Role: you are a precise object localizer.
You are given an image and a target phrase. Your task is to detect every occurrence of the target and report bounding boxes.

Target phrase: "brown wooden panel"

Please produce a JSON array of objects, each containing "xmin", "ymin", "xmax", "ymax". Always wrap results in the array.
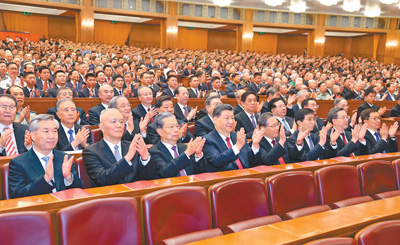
[
  {"xmin": 207, "ymin": 30, "xmax": 236, "ymax": 51},
  {"xmin": 129, "ymin": 23, "xmax": 161, "ymax": 48},
  {"xmin": 324, "ymin": 37, "xmax": 352, "ymax": 58},
  {"xmin": 177, "ymin": 27, "xmax": 208, "ymax": 51},
  {"xmin": 351, "ymin": 35, "xmax": 374, "ymax": 59},
  {"xmin": 48, "ymin": 16, "xmax": 76, "ymax": 41},
  {"xmin": 277, "ymin": 34, "xmax": 307, "ymax": 55},
  {"xmin": 94, "ymin": 20, "xmax": 132, "ymax": 45},
  {"xmin": 252, "ymin": 33, "xmax": 278, "ymax": 54}
]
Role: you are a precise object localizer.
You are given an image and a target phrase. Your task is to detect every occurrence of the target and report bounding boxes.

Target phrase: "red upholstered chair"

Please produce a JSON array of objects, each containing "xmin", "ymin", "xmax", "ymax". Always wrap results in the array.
[
  {"xmin": 188, "ymin": 124, "xmax": 195, "ymax": 134},
  {"xmin": 0, "ymin": 211, "xmax": 54, "ymax": 245},
  {"xmin": 1, "ymin": 163, "xmax": 10, "ymax": 200},
  {"xmin": 315, "ymin": 165, "xmax": 373, "ymax": 209},
  {"xmin": 142, "ymin": 186, "xmax": 217, "ymax": 245},
  {"xmin": 91, "ymin": 128, "xmax": 102, "ymax": 143},
  {"xmin": 75, "ymin": 157, "xmax": 91, "ymax": 189},
  {"xmin": 159, "ymin": 229, "xmax": 223, "ymax": 245},
  {"xmin": 58, "ymin": 197, "xmax": 141, "ymax": 245},
  {"xmin": 392, "ymin": 159, "xmax": 400, "ymax": 189},
  {"xmin": 355, "ymin": 220, "xmax": 400, "ymax": 244},
  {"xmin": 357, "ymin": 160, "xmax": 400, "ymax": 199},
  {"xmin": 305, "ymin": 237, "xmax": 356, "ymax": 245},
  {"xmin": 266, "ymin": 171, "xmax": 331, "ymax": 220},
  {"xmin": 209, "ymin": 178, "xmax": 281, "ymax": 234}
]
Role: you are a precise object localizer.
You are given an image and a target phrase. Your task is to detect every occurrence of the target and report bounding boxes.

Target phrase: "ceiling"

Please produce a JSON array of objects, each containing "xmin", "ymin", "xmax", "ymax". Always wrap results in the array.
[{"xmin": 175, "ymin": 0, "xmax": 400, "ymax": 18}]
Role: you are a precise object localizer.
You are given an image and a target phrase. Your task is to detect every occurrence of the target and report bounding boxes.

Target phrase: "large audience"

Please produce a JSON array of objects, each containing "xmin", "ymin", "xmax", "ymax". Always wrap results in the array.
[{"xmin": 1, "ymin": 36, "xmax": 400, "ymax": 199}]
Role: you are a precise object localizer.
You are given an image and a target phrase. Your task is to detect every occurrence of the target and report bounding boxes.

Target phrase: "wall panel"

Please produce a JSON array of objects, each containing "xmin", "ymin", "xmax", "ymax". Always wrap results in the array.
[
  {"xmin": 48, "ymin": 16, "xmax": 76, "ymax": 41},
  {"xmin": 350, "ymin": 35, "xmax": 374, "ymax": 59},
  {"xmin": 94, "ymin": 20, "xmax": 132, "ymax": 45},
  {"xmin": 207, "ymin": 30, "xmax": 236, "ymax": 51},
  {"xmin": 3, "ymin": 11, "xmax": 48, "ymax": 39},
  {"xmin": 276, "ymin": 34, "xmax": 307, "ymax": 55},
  {"xmin": 324, "ymin": 37, "xmax": 352, "ymax": 58},
  {"xmin": 177, "ymin": 27, "xmax": 207, "ymax": 50},
  {"xmin": 129, "ymin": 23, "xmax": 160, "ymax": 48},
  {"xmin": 252, "ymin": 33, "xmax": 277, "ymax": 54}
]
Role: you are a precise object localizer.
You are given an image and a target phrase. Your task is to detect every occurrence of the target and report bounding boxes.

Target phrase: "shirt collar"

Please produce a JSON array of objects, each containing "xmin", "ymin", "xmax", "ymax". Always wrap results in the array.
[
  {"xmin": 0, "ymin": 123, "xmax": 13, "ymax": 132},
  {"xmin": 103, "ymin": 138, "xmax": 121, "ymax": 152}
]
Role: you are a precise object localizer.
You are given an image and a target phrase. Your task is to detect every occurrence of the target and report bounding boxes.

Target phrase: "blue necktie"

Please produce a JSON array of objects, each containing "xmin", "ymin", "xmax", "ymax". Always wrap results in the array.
[
  {"xmin": 307, "ymin": 135, "xmax": 314, "ymax": 150},
  {"xmin": 374, "ymin": 132, "xmax": 387, "ymax": 153},
  {"xmin": 114, "ymin": 145, "xmax": 122, "ymax": 161},
  {"xmin": 250, "ymin": 115, "xmax": 257, "ymax": 129},
  {"xmin": 42, "ymin": 156, "xmax": 56, "ymax": 188},
  {"xmin": 195, "ymin": 89, "xmax": 198, "ymax": 96},
  {"xmin": 68, "ymin": 129, "xmax": 74, "ymax": 143},
  {"xmin": 282, "ymin": 118, "xmax": 290, "ymax": 131}
]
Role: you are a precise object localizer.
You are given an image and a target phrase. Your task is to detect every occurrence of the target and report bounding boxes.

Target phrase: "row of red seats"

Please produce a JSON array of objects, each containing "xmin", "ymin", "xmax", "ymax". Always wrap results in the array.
[{"xmin": 306, "ymin": 220, "xmax": 400, "ymax": 244}]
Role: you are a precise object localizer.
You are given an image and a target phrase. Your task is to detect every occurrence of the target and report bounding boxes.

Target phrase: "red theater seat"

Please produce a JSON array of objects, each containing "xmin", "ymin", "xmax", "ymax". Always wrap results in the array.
[
  {"xmin": 357, "ymin": 160, "xmax": 400, "ymax": 199},
  {"xmin": 0, "ymin": 211, "xmax": 54, "ymax": 245},
  {"xmin": 159, "ymin": 228, "xmax": 223, "ymax": 245},
  {"xmin": 58, "ymin": 197, "xmax": 141, "ymax": 245},
  {"xmin": 91, "ymin": 128, "xmax": 102, "ymax": 143},
  {"xmin": 188, "ymin": 124, "xmax": 195, "ymax": 134},
  {"xmin": 1, "ymin": 163, "xmax": 10, "ymax": 200},
  {"xmin": 392, "ymin": 159, "xmax": 400, "ymax": 189},
  {"xmin": 355, "ymin": 220, "xmax": 400, "ymax": 244},
  {"xmin": 266, "ymin": 171, "xmax": 331, "ymax": 220},
  {"xmin": 142, "ymin": 186, "xmax": 216, "ymax": 245},
  {"xmin": 209, "ymin": 178, "xmax": 281, "ymax": 234},
  {"xmin": 305, "ymin": 237, "xmax": 356, "ymax": 245},
  {"xmin": 76, "ymin": 157, "xmax": 91, "ymax": 189},
  {"xmin": 315, "ymin": 165, "xmax": 373, "ymax": 209}
]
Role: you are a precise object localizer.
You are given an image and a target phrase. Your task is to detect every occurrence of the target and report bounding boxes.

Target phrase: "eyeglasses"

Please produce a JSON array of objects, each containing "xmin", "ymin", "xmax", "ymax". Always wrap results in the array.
[
  {"xmin": 265, "ymin": 124, "xmax": 280, "ymax": 128},
  {"xmin": 370, "ymin": 117, "xmax": 381, "ymax": 121},
  {"xmin": 119, "ymin": 104, "xmax": 132, "ymax": 109},
  {"xmin": 337, "ymin": 116, "xmax": 350, "ymax": 120},
  {"xmin": 310, "ymin": 104, "xmax": 319, "ymax": 108},
  {"xmin": 0, "ymin": 105, "xmax": 16, "ymax": 111}
]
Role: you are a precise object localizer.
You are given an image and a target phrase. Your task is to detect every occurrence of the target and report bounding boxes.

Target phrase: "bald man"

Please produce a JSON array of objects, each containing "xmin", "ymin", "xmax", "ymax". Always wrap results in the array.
[
  {"xmin": 88, "ymin": 84, "xmax": 114, "ymax": 125},
  {"xmin": 82, "ymin": 108, "xmax": 155, "ymax": 187}
]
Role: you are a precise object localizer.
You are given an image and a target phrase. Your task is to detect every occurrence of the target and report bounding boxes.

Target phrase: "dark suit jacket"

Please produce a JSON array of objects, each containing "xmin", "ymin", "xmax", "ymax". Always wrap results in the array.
[
  {"xmin": 385, "ymin": 92, "xmax": 396, "ymax": 101},
  {"xmin": 278, "ymin": 116, "xmax": 294, "ymax": 136},
  {"xmin": 46, "ymin": 87, "xmax": 59, "ymax": 97},
  {"xmin": 233, "ymin": 104, "xmax": 244, "ymax": 115},
  {"xmin": 174, "ymin": 104, "xmax": 192, "ymax": 121},
  {"xmin": 78, "ymin": 87, "xmax": 99, "ymax": 98},
  {"xmin": 56, "ymin": 124, "xmax": 93, "ymax": 151},
  {"xmin": 364, "ymin": 130, "xmax": 398, "ymax": 154},
  {"xmin": 203, "ymin": 130, "xmax": 260, "ymax": 172},
  {"xmin": 225, "ymin": 83, "xmax": 245, "ymax": 98},
  {"xmin": 261, "ymin": 101, "xmax": 270, "ymax": 114},
  {"xmin": 35, "ymin": 78, "xmax": 55, "ymax": 91},
  {"xmin": 234, "ymin": 112, "xmax": 258, "ymax": 139},
  {"xmin": 23, "ymin": 86, "xmax": 44, "ymax": 98},
  {"xmin": 82, "ymin": 139, "xmax": 156, "ymax": 187},
  {"xmin": 0, "ymin": 122, "xmax": 29, "ymax": 156},
  {"xmin": 47, "ymin": 106, "xmax": 90, "ymax": 126},
  {"xmin": 326, "ymin": 128, "xmax": 367, "ymax": 157},
  {"xmin": 287, "ymin": 130, "xmax": 336, "ymax": 162},
  {"xmin": 9, "ymin": 149, "xmax": 82, "ymax": 198},
  {"xmin": 148, "ymin": 142, "xmax": 207, "ymax": 178},
  {"xmin": 149, "ymin": 84, "xmax": 160, "ymax": 98},
  {"xmin": 357, "ymin": 102, "xmax": 379, "ymax": 119},
  {"xmin": 312, "ymin": 117, "xmax": 325, "ymax": 133},
  {"xmin": 247, "ymin": 83, "xmax": 263, "ymax": 94},
  {"xmin": 194, "ymin": 115, "xmax": 215, "ymax": 137},
  {"xmin": 292, "ymin": 103, "xmax": 301, "ymax": 115},
  {"xmin": 197, "ymin": 108, "xmax": 208, "ymax": 120},
  {"xmin": 181, "ymin": 69, "xmax": 196, "ymax": 78},
  {"xmin": 253, "ymin": 137, "xmax": 289, "ymax": 166},
  {"xmin": 131, "ymin": 104, "xmax": 152, "ymax": 122},
  {"xmin": 188, "ymin": 88, "xmax": 202, "ymax": 98},
  {"xmin": 147, "ymin": 120, "xmax": 193, "ymax": 145},
  {"xmin": 390, "ymin": 104, "xmax": 400, "ymax": 117},
  {"xmin": 88, "ymin": 104, "xmax": 106, "ymax": 125},
  {"xmin": 162, "ymin": 88, "xmax": 175, "ymax": 97}
]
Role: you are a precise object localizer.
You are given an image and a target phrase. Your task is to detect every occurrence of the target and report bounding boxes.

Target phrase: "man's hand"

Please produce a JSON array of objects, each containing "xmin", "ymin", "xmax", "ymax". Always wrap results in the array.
[
  {"xmin": 24, "ymin": 130, "xmax": 32, "ymax": 148},
  {"xmin": 139, "ymin": 114, "xmax": 149, "ymax": 134},
  {"xmin": 278, "ymin": 124, "xmax": 286, "ymax": 146},
  {"xmin": 178, "ymin": 123, "xmax": 188, "ymax": 139},
  {"xmin": 296, "ymin": 129, "xmax": 310, "ymax": 145},
  {"xmin": 44, "ymin": 154, "xmax": 54, "ymax": 183},
  {"xmin": 378, "ymin": 107, "xmax": 387, "ymax": 116},
  {"xmin": 235, "ymin": 128, "xmax": 246, "ymax": 151},
  {"xmin": 187, "ymin": 106, "xmax": 197, "ymax": 121},
  {"xmin": 72, "ymin": 127, "xmax": 90, "ymax": 148},
  {"xmin": 148, "ymin": 108, "xmax": 158, "ymax": 121},
  {"xmin": 156, "ymin": 91, "xmax": 163, "ymax": 98},
  {"xmin": 351, "ymin": 125, "xmax": 360, "ymax": 143},
  {"xmin": 127, "ymin": 114, "xmax": 135, "ymax": 134},
  {"xmin": 330, "ymin": 128, "xmax": 341, "ymax": 145},
  {"xmin": 123, "ymin": 89, "xmax": 131, "ymax": 97},
  {"xmin": 125, "ymin": 134, "xmax": 139, "ymax": 162},
  {"xmin": 195, "ymin": 138, "xmax": 206, "ymax": 158},
  {"xmin": 24, "ymin": 105, "xmax": 31, "ymax": 123},
  {"xmin": 75, "ymin": 111, "xmax": 80, "ymax": 123},
  {"xmin": 380, "ymin": 123, "xmax": 389, "ymax": 140},
  {"xmin": 389, "ymin": 121, "xmax": 398, "ymax": 138},
  {"xmin": 350, "ymin": 112, "xmax": 357, "ymax": 127},
  {"xmin": 256, "ymin": 101, "xmax": 264, "ymax": 114},
  {"xmin": 0, "ymin": 128, "xmax": 13, "ymax": 148},
  {"xmin": 251, "ymin": 127, "xmax": 264, "ymax": 149},
  {"xmin": 135, "ymin": 135, "xmax": 149, "ymax": 160},
  {"xmin": 16, "ymin": 107, "xmax": 28, "ymax": 123},
  {"xmin": 62, "ymin": 155, "xmax": 74, "ymax": 183},
  {"xmin": 185, "ymin": 137, "xmax": 202, "ymax": 156},
  {"xmin": 287, "ymin": 94, "xmax": 296, "ymax": 106},
  {"xmin": 359, "ymin": 124, "xmax": 368, "ymax": 142},
  {"xmin": 319, "ymin": 126, "xmax": 328, "ymax": 146}
]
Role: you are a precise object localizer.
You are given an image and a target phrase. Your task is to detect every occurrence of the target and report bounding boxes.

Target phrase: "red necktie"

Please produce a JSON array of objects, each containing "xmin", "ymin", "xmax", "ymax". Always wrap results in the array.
[
  {"xmin": 4, "ymin": 127, "xmax": 17, "ymax": 156},
  {"xmin": 225, "ymin": 137, "xmax": 244, "ymax": 169},
  {"xmin": 341, "ymin": 133, "xmax": 355, "ymax": 157},
  {"xmin": 43, "ymin": 81, "xmax": 49, "ymax": 92},
  {"xmin": 272, "ymin": 139, "xmax": 286, "ymax": 165},
  {"xmin": 148, "ymin": 108, "xmax": 153, "ymax": 123}
]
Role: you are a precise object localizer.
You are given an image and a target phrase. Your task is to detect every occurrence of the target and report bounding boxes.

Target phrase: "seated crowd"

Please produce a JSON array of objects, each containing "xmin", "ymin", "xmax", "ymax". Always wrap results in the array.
[{"xmin": 0, "ymin": 37, "xmax": 399, "ymax": 199}]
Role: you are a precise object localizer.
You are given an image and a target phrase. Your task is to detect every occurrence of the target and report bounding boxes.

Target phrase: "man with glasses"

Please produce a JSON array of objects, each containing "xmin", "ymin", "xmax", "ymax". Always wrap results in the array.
[
  {"xmin": 333, "ymin": 97, "xmax": 357, "ymax": 131},
  {"xmin": 287, "ymin": 108, "xmax": 337, "ymax": 162},
  {"xmin": 0, "ymin": 62, "xmax": 22, "ymax": 89},
  {"xmin": 269, "ymin": 97, "xmax": 295, "ymax": 136},
  {"xmin": 302, "ymin": 98, "xmax": 324, "ymax": 133},
  {"xmin": 132, "ymin": 86, "xmax": 157, "ymax": 122},
  {"xmin": 0, "ymin": 94, "xmax": 32, "ymax": 156},
  {"xmin": 360, "ymin": 108, "xmax": 398, "ymax": 154},
  {"xmin": 327, "ymin": 107, "xmax": 368, "ymax": 157}
]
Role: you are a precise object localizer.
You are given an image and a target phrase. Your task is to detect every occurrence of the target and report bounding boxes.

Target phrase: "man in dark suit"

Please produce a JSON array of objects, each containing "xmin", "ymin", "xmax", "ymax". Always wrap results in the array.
[
  {"xmin": 384, "ymin": 82, "xmax": 396, "ymax": 101},
  {"xmin": 68, "ymin": 69, "xmax": 84, "ymax": 96},
  {"xmin": 327, "ymin": 107, "xmax": 368, "ymax": 157},
  {"xmin": 247, "ymin": 73, "xmax": 266, "ymax": 95},
  {"xmin": 235, "ymin": 91, "xmax": 259, "ymax": 139},
  {"xmin": 149, "ymin": 112, "xmax": 207, "ymax": 178},
  {"xmin": 292, "ymin": 90, "xmax": 309, "ymax": 115},
  {"xmin": 360, "ymin": 108, "xmax": 398, "ymax": 154},
  {"xmin": 131, "ymin": 86, "xmax": 157, "ymax": 122},
  {"xmin": 261, "ymin": 87, "xmax": 280, "ymax": 114},
  {"xmin": 357, "ymin": 86, "xmax": 386, "ymax": 119},
  {"xmin": 174, "ymin": 86, "xmax": 197, "ymax": 122},
  {"xmin": 203, "ymin": 104, "xmax": 261, "ymax": 172},
  {"xmin": 22, "ymin": 72, "xmax": 44, "ymax": 98},
  {"xmin": 55, "ymin": 99, "xmax": 92, "ymax": 151},
  {"xmin": 188, "ymin": 75, "xmax": 203, "ymax": 98},
  {"xmin": 147, "ymin": 96, "xmax": 193, "ymax": 144},
  {"xmin": 78, "ymin": 73, "xmax": 99, "ymax": 98},
  {"xmin": 82, "ymin": 108, "xmax": 155, "ymax": 187},
  {"xmin": 251, "ymin": 112, "xmax": 290, "ymax": 165},
  {"xmin": 181, "ymin": 62, "xmax": 196, "ymax": 78},
  {"xmin": 9, "ymin": 114, "xmax": 83, "ymax": 198},
  {"xmin": 390, "ymin": 94, "xmax": 400, "ymax": 117},
  {"xmin": 269, "ymin": 97, "xmax": 295, "ymax": 136},
  {"xmin": 47, "ymin": 70, "xmax": 72, "ymax": 98},
  {"xmin": 88, "ymin": 84, "xmax": 114, "ymax": 125},
  {"xmin": 35, "ymin": 66, "xmax": 55, "ymax": 92},
  {"xmin": 194, "ymin": 95, "xmax": 221, "ymax": 137},
  {"xmin": 140, "ymin": 71, "xmax": 160, "ymax": 98},
  {"xmin": 302, "ymin": 98, "xmax": 324, "ymax": 133},
  {"xmin": 233, "ymin": 89, "xmax": 246, "ymax": 115},
  {"xmin": 161, "ymin": 75, "xmax": 179, "ymax": 98},
  {"xmin": 287, "ymin": 108, "xmax": 337, "ymax": 162},
  {"xmin": 210, "ymin": 76, "xmax": 227, "ymax": 97},
  {"xmin": 0, "ymin": 94, "xmax": 31, "ymax": 156},
  {"xmin": 225, "ymin": 73, "xmax": 245, "ymax": 98}
]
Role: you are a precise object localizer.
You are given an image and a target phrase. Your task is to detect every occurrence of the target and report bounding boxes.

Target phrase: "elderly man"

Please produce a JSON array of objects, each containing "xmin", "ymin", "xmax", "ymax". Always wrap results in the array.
[
  {"xmin": 202, "ymin": 104, "xmax": 261, "ymax": 172},
  {"xmin": 194, "ymin": 95, "xmax": 222, "ymax": 137},
  {"xmin": 88, "ymin": 84, "xmax": 114, "ymax": 125},
  {"xmin": 55, "ymin": 99, "xmax": 92, "ymax": 151},
  {"xmin": 9, "ymin": 114, "xmax": 83, "ymax": 198},
  {"xmin": 174, "ymin": 86, "xmax": 197, "ymax": 122},
  {"xmin": 131, "ymin": 86, "xmax": 157, "ymax": 122},
  {"xmin": 269, "ymin": 97, "xmax": 295, "ymax": 136},
  {"xmin": 149, "ymin": 112, "xmax": 207, "ymax": 178},
  {"xmin": 83, "ymin": 109, "xmax": 155, "ymax": 187}
]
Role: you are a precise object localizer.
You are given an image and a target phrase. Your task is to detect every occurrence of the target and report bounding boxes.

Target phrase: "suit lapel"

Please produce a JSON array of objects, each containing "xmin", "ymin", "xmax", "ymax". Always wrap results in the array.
[
  {"xmin": 28, "ymin": 149, "xmax": 46, "ymax": 176},
  {"xmin": 52, "ymin": 150, "xmax": 64, "ymax": 192},
  {"xmin": 13, "ymin": 123, "xmax": 25, "ymax": 154},
  {"xmin": 99, "ymin": 140, "xmax": 118, "ymax": 164},
  {"xmin": 58, "ymin": 126, "xmax": 70, "ymax": 149},
  {"xmin": 157, "ymin": 142, "xmax": 174, "ymax": 160}
]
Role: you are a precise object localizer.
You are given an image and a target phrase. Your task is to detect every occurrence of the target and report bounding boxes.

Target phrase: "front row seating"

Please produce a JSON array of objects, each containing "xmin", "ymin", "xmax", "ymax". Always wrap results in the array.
[{"xmin": 1, "ymin": 163, "xmax": 10, "ymax": 200}]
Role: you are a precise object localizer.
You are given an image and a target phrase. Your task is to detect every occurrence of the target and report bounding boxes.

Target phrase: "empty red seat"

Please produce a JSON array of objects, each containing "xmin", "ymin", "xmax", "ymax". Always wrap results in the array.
[
  {"xmin": 159, "ymin": 229, "xmax": 223, "ymax": 245},
  {"xmin": 0, "ymin": 211, "xmax": 54, "ymax": 245},
  {"xmin": 209, "ymin": 178, "xmax": 281, "ymax": 234},
  {"xmin": 1, "ymin": 163, "xmax": 10, "ymax": 200},
  {"xmin": 58, "ymin": 197, "xmax": 141, "ymax": 245},
  {"xmin": 315, "ymin": 165, "xmax": 373, "ymax": 209},
  {"xmin": 75, "ymin": 157, "xmax": 91, "ymax": 188},
  {"xmin": 355, "ymin": 220, "xmax": 400, "ymax": 244},
  {"xmin": 142, "ymin": 186, "xmax": 218, "ymax": 245},
  {"xmin": 188, "ymin": 124, "xmax": 195, "ymax": 134},
  {"xmin": 392, "ymin": 159, "xmax": 400, "ymax": 189},
  {"xmin": 91, "ymin": 128, "xmax": 102, "ymax": 143},
  {"xmin": 305, "ymin": 237, "xmax": 356, "ymax": 245},
  {"xmin": 357, "ymin": 160, "xmax": 400, "ymax": 199},
  {"xmin": 266, "ymin": 171, "xmax": 331, "ymax": 220}
]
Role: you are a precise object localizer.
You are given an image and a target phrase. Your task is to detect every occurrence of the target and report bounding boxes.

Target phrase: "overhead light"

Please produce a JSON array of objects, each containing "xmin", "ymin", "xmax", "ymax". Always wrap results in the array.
[
  {"xmin": 290, "ymin": 0, "xmax": 306, "ymax": 13},
  {"xmin": 178, "ymin": 21, "xmax": 226, "ymax": 29},
  {"xmin": 167, "ymin": 26, "xmax": 178, "ymax": 34},
  {"xmin": 213, "ymin": 0, "xmax": 231, "ymax": 7},
  {"xmin": 0, "ymin": 2, "xmax": 66, "ymax": 15},
  {"xmin": 379, "ymin": 0, "xmax": 398, "ymax": 4},
  {"xmin": 343, "ymin": 0, "xmax": 360, "ymax": 12},
  {"xmin": 320, "ymin": 0, "xmax": 338, "ymax": 6},
  {"xmin": 265, "ymin": 0, "xmax": 283, "ymax": 7},
  {"xmin": 364, "ymin": 6, "xmax": 380, "ymax": 17},
  {"xmin": 315, "ymin": 38, "xmax": 326, "ymax": 43},
  {"xmin": 386, "ymin": 40, "xmax": 398, "ymax": 47},
  {"xmin": 242, "ymin": 32, "xmax": 254, "ymax": 39},
  {"xmin": 93, "ymin": 13, "xmax": 151, "ymax": 23}
]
